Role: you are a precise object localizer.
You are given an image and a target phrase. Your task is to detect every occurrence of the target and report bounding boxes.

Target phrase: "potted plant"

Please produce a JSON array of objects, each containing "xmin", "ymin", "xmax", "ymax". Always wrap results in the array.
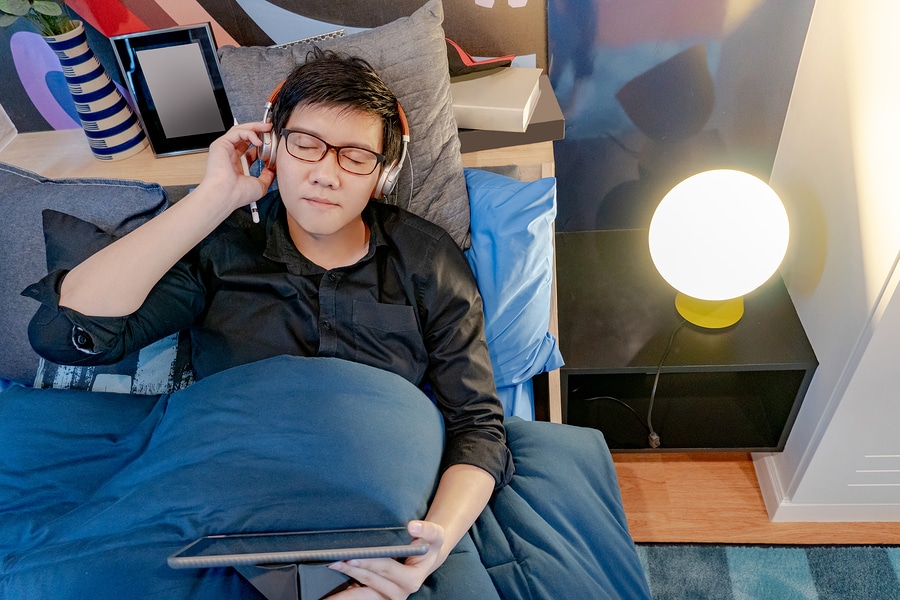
[{"xmin": 0, "ymin": 0, "xmax": 76, "ymax": 36}]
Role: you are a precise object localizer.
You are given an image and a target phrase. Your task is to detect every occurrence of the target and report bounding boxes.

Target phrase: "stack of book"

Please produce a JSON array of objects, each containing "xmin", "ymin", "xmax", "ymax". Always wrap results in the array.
[{"xmin": 450, "ymin": 67, "xmax": 565, "ymax": 153}]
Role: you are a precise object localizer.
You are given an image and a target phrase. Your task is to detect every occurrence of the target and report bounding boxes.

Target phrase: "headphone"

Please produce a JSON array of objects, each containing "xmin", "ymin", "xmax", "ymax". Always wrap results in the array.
[{"xmin": 258, "ymin": 80, "xmax": 410, "ymax": 199}]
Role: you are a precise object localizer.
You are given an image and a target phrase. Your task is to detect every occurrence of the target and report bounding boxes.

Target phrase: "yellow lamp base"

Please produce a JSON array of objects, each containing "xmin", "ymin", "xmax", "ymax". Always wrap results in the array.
[{"xmin": 675, "ymin": 293, "xmax": 744, "ymax": 329}]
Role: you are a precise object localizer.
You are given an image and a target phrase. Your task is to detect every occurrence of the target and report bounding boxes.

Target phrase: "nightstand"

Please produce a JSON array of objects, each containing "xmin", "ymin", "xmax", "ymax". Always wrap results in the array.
[{"xmin": 556, "ymin": 229, "xmax": 817, "ymax": 451}]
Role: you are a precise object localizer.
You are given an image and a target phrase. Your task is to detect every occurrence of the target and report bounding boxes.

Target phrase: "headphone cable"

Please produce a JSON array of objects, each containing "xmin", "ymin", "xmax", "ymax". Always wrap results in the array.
[{"xmin": 405, "ymin": 145, "xmax": 414, "ymax": 206}]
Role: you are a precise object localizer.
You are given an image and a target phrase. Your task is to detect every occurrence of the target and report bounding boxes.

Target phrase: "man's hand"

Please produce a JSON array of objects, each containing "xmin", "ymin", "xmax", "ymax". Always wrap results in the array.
[
  {"xmin": 199, "ymin": 121, "xmax": 276, "ymax": 212},
  {"xmin": 57, "ymin": 121, "xmax": 277, "ymax": 317},
  {"xmin": 325, "ymin": 521, "xmax": 445, "ymax": 599}
]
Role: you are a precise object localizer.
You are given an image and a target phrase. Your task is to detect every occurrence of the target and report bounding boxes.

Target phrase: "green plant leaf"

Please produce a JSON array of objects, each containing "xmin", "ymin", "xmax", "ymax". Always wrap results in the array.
[
  {"xmin": 0, "ymin": 0, "xmax": 31, "ymax": 18},
  {"xmin": 0, "ymin": 13, "xmax": 19, "ymax": 26},
  {"xmin": 33, "ymin": 1, "xmax": 64, "ymax": 17}
]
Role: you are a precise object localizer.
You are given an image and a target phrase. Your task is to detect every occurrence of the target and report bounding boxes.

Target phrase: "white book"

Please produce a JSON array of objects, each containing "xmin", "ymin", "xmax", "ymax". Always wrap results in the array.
[{"xmin": 450, "ymin": 67, "xmax": 543, "ymax": 133}]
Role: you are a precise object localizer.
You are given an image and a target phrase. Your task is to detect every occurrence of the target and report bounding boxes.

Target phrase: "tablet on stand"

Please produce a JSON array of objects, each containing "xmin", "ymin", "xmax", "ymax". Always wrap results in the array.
[{"xmin": 168, "ymin": 526, "xmax": 427, "ymax": 600}]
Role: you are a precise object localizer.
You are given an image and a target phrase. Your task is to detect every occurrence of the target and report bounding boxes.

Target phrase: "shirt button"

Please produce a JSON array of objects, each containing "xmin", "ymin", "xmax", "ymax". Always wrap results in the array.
[
  {"xmin": 328, "ymin": 273, "xmax": 337, "ymax": 282},
  {"xmin": 323, "ymin": 321, "xmax": 332, "ymax": 330}
]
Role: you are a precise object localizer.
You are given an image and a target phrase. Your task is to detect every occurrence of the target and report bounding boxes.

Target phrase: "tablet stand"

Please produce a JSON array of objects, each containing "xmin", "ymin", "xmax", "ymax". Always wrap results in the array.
[{"xmin": 235, "ymin": 562, "xmax": 351, "ymax": 600}]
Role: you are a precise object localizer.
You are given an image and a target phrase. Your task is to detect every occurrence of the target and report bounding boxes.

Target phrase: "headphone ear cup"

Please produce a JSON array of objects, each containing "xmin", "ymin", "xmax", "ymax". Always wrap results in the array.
[
  {"xmin": 373, "ymin": 161, "xmax": 400, "ymax": 199},
  {"xmin": 373, "ymin": 116, "xmax": 409, "ymax": 198},
  {"xmin": 259, "ymin": 131, "xmax": 278, "ymax": 171}
]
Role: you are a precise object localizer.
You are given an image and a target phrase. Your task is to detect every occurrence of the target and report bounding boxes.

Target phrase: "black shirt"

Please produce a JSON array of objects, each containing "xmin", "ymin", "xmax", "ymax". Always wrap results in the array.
[{"xmin": 25, "ymin": 193, "xmax": 513, "ymax": 487}]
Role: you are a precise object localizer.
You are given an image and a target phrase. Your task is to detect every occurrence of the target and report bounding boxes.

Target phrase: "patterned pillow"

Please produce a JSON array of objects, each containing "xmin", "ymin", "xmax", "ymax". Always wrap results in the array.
[
  {"xmin": 216, "ymin": 0, "xmax": 471, "ymax": 248},
  {"xmin": 33, "ymin": 332, "xmax": 193, "ymax": 395}
]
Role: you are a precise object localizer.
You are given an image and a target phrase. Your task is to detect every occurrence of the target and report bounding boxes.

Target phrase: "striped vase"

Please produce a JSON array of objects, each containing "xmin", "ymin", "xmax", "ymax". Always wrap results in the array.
[{"xmin": 42, "ymin": 21, "xmax": 148, "ymax": 161}]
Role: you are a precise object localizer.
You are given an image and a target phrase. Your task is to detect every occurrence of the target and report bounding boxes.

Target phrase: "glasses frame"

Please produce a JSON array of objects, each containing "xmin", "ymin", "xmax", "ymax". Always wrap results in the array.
[{"xmin": 280, "ymin": 129, "xmax": 385, "ymax": 176}]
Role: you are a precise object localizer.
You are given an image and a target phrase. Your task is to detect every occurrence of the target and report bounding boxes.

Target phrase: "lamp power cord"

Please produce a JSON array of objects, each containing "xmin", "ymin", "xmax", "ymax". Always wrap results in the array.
[
  {"xmin": 646, "ymin": 319, "xmax": 687, "ymax": 448},
  {"xmin": 581, "ymin": 319, "xmax": 687, "ymax": 449}
]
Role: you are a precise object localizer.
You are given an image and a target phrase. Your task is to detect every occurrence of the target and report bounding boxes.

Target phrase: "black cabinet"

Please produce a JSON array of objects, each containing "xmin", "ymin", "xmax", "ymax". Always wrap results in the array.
[{"xmin": 556, "ymin": 229, "xmax": 817, "ymax": 452}]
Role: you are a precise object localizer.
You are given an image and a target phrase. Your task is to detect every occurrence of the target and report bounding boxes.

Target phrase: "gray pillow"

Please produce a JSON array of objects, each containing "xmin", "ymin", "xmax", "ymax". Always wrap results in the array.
[
  {"xmin": 0, "ymin": 162, "xmax": 168, "ymax": 385},
  {"xmin": 217, "ymin": 0, "xmax": 470, "ymax": 248}
]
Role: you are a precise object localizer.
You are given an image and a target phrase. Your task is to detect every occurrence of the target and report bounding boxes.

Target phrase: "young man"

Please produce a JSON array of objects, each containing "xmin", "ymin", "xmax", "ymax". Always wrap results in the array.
[{"xmin": 26, "ymin": 49, "xmax": 512, "ymax": 599}]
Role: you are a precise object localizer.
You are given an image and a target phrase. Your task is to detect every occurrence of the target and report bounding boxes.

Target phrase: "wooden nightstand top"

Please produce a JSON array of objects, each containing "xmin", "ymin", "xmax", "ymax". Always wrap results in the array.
[{"xmin": 0, "ymin": 128, "xmax": 554, "ymax": 185}]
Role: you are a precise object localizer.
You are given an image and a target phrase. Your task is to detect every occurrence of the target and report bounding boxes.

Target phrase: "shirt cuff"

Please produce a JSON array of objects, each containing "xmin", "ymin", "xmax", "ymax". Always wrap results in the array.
[
  {"xmin": 23, "ymin": 269, "xmax": 131, "ymax": 363},
  {"xmin": 443, "ymin": 431, "xmax": 515, "ymax": 489},
  {"xmin": 21, "ymin": 269, "xmax": 67, "ymax": 307}
]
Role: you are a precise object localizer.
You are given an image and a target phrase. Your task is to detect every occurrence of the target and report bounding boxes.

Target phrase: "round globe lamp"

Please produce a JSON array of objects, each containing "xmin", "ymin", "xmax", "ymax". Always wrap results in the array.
[{"xmin": 648, "ymin": 169, "xmax": 789, "ymax": 329}]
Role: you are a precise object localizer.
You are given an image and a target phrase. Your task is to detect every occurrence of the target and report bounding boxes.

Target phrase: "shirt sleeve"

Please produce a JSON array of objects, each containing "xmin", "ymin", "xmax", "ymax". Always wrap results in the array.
[
  {"xmin": 23, "ymin": 257, "xmax": 206, "ymax": 367},
  {"xmin": 419, "ymin": 232, "xmax": 514, "ymax": 489}
]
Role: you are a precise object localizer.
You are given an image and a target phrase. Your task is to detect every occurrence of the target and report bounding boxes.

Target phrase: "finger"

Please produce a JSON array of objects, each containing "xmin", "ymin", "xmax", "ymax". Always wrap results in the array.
[
  {"xmin": 255, "ymin": 166, "xmax": 276, "ymax": 191},
  {"xmin": 243, "ymin": 143, "xmax": 261, "ymax": 164},
  {"xmin": 407, "ymin": 520, "xmax": 442, "ymax": 545},
  {"xmin": 230, "ymin": 120, "xmax": 272, "ymax": 145},
  {"xmin": 207, "ymin": 136, "xmax": 251, "ymax": 164},
  {"xmin": 234, "ymin": 119, "xmax": 272, "ymax": 132},
  {"xmin": 217, "ymin": 124, "xmax": 267, "ymax": 153},
  {"xmin": 329, "ymin": 559, "xmax": 408, "ymax": 600}
]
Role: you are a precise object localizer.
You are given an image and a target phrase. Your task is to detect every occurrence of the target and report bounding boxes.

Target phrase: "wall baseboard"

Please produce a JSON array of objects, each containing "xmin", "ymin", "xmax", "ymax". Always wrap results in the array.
[{"xmin": 754, "ymin": 452, "xmax": 900, "ymax": 522}]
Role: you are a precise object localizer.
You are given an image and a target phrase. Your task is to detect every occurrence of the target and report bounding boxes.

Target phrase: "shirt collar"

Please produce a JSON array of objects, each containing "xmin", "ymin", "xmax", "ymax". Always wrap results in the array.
[{"xmin": 263, "ymin": 199, "xmax": 387, "ymax": 275}]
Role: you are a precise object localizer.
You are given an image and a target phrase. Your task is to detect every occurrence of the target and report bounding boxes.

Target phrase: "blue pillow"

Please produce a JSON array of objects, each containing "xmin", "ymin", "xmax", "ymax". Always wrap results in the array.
[{"xmin": 464, "ymin": 169, "xmax": 565, "ymax": 419}]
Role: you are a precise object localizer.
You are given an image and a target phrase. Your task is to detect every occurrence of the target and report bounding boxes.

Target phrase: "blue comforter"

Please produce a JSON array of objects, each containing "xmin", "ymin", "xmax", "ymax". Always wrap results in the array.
[{"xmin": 0, "ymin": 356, "xmax": 649, "ymax": 599}]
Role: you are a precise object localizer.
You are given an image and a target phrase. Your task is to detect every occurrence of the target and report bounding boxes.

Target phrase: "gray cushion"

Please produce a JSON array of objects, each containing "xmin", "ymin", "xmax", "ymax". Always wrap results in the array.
[
  {"xmin": 0, "ymin": 162, "xmax": 168, "ymax": 385},
  {"xmin": 217, "ymin": 0, "xmax": 470, "ymax": 248}
]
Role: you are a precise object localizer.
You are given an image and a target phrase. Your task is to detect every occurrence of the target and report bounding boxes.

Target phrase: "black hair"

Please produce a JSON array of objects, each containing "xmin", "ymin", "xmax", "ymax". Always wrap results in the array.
[{"xmin": 271, "ymin": 47, "xmax": 403, "ymax": 165}]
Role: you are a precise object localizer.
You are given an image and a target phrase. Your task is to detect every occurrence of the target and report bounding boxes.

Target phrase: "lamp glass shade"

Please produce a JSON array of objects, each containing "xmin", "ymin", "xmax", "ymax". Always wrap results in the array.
[{"xmin": 648, "ymin": 169, "xmax": 790, "ymax": 304}]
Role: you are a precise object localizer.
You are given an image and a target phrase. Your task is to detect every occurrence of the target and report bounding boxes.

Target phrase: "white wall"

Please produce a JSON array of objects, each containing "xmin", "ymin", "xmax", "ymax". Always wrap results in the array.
[{"xmin": 754, "ymin": 0, "xmax": 900, "ymax": 520}]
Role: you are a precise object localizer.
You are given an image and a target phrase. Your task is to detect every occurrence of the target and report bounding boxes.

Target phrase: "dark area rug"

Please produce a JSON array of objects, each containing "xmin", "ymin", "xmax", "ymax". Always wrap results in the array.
[{"xmin": 637, "ymin": 544, "xmax": 900, "ymax": 599}]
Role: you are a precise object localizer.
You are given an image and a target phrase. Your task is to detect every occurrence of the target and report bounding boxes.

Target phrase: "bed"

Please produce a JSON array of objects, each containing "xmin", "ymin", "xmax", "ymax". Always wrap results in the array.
[{"xmin": 0, "ymin": 1, "xmax": 650, "ymax": 598}]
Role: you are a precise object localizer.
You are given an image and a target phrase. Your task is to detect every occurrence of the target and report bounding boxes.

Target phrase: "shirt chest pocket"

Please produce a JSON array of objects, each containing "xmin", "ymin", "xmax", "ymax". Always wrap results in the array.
[
  {"xmin": 351, "ymin": 301, "xmax": 425, "ymax": 383},
  {"xmin": 352, "ymin": 301, "xmax": 419, "ymax": 332}
]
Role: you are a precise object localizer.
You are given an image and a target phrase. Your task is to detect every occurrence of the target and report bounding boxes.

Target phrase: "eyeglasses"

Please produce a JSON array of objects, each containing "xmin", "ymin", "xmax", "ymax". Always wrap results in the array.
[{"xmin": 280, "ymin": 129, "xmax": 385, "ymax": 176}]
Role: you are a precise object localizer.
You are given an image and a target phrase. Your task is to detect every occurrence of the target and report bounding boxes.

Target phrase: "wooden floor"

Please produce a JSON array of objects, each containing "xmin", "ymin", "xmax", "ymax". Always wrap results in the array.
[{"xmin": 613, "ymin": 452, "xmax": 900, "ymax": 545}]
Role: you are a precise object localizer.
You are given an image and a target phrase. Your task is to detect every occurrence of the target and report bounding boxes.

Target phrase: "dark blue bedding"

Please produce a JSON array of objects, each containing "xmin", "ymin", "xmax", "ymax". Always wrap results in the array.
[{"xmin": 0, "ymin": 356, "xmax": 649, "ymax": 599}]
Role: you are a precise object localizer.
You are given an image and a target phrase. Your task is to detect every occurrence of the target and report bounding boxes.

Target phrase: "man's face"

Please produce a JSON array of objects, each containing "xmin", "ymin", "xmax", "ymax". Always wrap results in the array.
[{"xmin": 276, "ymin": 103, "xmax": 383, "ymax": 245}]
